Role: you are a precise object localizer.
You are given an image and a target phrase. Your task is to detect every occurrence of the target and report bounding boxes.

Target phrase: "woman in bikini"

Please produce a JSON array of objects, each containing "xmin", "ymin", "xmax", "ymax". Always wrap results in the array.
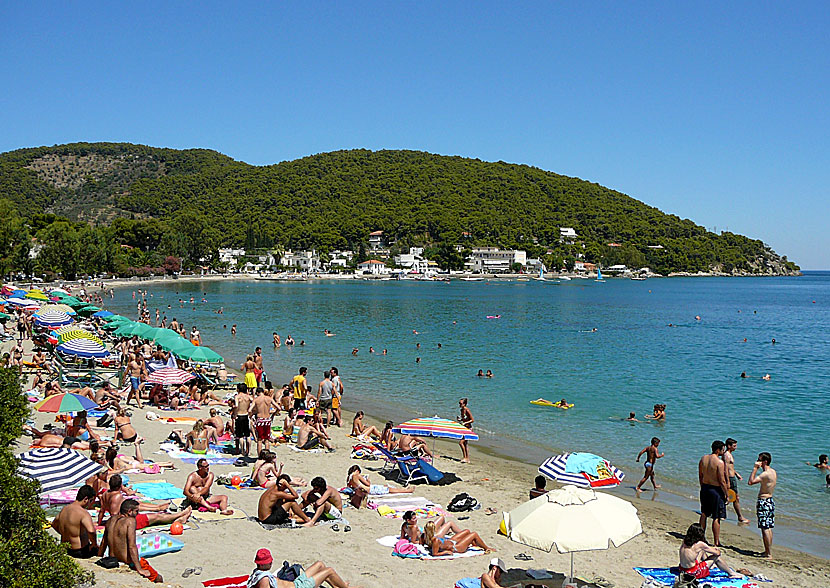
[
  {"xmin": 351, "ymin": 411, "xmax": 381, "ymax": 440},
  {"xmin": 114, "ymin": 407, "xmax": 141, "ymax": 444},
  {"xmin": 105, "ymin": 445, "xmax": 173, "ymax": 475},
  {"xmin": 251, "ymin": 451, "xmax": 307, "ymax": 488},
  {"xmin": 399, "ymin": 510, "xmax": 463, "ymax": 543},
  {"xmin": 423, "ymin": 520, "xmax": 492, "ymax": 556},
  {"xmin": 66, "ymin": 411, "xmax": 100, "ymax": 442},
  {"xmin": 379, "ymin": 421, "xmax": 396, "ymax": 450},
  {"xmin": 346, "ymin": 465, "xmax": 413, "ymax": 507},
  {"xmin": 185, "ymin": 420, "xmax": 209, "ymax": 454}
]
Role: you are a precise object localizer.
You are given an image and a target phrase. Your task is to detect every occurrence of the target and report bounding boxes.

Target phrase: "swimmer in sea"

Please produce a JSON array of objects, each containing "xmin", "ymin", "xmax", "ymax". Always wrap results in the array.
[
  {"xmin": 806, "ymin": 455, "xmax": 830, "ymax": 471},
  {"xmin": 485, "ymin": 370, "xmax": 493, "ymax": 378},
  {"xmin": 437, "ymin": 343, "xmax": 441, "ymax": 349},
  {"xmin": 695, "ymin": 315, "xmax": 701, "ymax": 321},
  {"xmin": 416, "ymin": 342, "xmax": 420, "ymax": 350},
  {"xmin": 771, "ymin": 338, "xmax": 776, "ymax": 344},
  {"xmin": 231, "ymin": 324, "xmax": 237, "ymax": 336},
  {"xmin": 476, "ymin": 369, "xmax": 484, "ymax": 377},
  {"xmin": 555, "ymin": 398, "xmax": 569, "ymax": 408},
  {"xmin": 323, "ymin": 329, "xmax": 335, "ymax": 336},
  {"xmin": 415, "ymin": 357, "xmax": 420, "ymax": 364},
  {"xmin": 369, "ymin": 347, "xmax": 374, "ymax": 354},
  {"xmin": 740, "ymin": 372, "xmax": 748, "ymax": 378},
  {"xmin": 762, "ymin": 374, "xmax": 771, "ymax": 381},
  {"xmin": 626, "ymin": 412, "xmax": 640, "ymax": 422},
  {"xmin": 412, "ymin": 330, "xmax": 419, "ymax": 335},
  {"xmin": 351, "ymin": 348, "xmax": 358, "ymax": 356},
  {"xmin": 382, "ymin": 349, "xmax": 387, "ymax": 355}
]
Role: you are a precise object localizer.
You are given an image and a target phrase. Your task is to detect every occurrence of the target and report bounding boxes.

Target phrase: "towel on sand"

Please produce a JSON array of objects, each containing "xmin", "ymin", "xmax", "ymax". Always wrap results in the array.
[
  {"xmin": 634, "ymin": 567, "xmax": 762, "ymax": 587},
  {"xmin": 192, "ymin": 509, "xmax": 248, "ymax": 522},
  {"xmin": 132, "ymin": 482, "xmax": 184, "ymax": 500},
  {"xmin": 376, "ymin": 535, "xmax": 485, "ymax": 560}
]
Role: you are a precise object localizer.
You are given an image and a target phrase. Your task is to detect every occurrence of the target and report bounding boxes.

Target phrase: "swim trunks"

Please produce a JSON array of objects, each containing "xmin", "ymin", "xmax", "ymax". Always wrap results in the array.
[
  {"xmin": 729, "ymin": 476, "xmax": 738, "ymax": 491},
  {"xmin": 680, "ymin": 560, "xmax": 710, "ymax": 580},
  {"xmin": 300, "ymin": 436, "xmax": 320, "ymax": 450},
  {"xmin": 260, "ymin": 506, "xmax": 290, "ymax": 525},
  {"xmin": 318, "ymin": 397, "xmax": 332, "ymax": 410},
  {"xmin": 235, "ymin": 415, "xmax": 251, "ymax": 439},
  {"xmin": 255, "ymin": 417, "xmax": 272, "ymax": 441},
  {"xmin": 644, "ymin": 462, "xmax": 653, "ymax": 469},
  {"xmin": 129, "ymin": 557, "xmax": 160, "ymax": 582},
  {"xmin": 244, "ymin": 372, "xmax": 257, "ymax": 390},
  {"xmin": 66, "ymin": 544, "xmax": 96, "ymax": 558},
  {"xmin": 700, "ymin": 483, "xmax": 726, "ymax": 520},
  {"xmin": 323, "ymin": 505, "xmax": 341, "ymax": 520},
  {"xmin": 757, "ymin": 497, "xmax": 775, "ymax": 529},
  {"xmin": 136, "ymin": 513, "xmax": 150, "ymax": 530},
  {"xmin": 293, "ymin": 571, "xmax": 314, "ymax": 588},
  {"xmin": 293, "ymin": 398, "xmax": 306, "ymax": 410},
  {"xmin": 130, "ymin": 376, "xmax": 141, "ymax": 390},
  {"xmin": 254, "ymin": 368, "xmax": 263, "ymax": 383}
]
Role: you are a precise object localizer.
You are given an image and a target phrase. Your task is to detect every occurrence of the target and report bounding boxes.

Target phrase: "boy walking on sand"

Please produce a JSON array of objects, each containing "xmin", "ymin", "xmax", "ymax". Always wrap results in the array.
[{"xmin": 636, "ymin": 437, "xmax": 664, "ymax": 490}]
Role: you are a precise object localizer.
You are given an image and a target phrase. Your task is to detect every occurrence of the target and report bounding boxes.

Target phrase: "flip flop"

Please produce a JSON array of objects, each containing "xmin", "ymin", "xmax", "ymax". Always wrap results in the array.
[
  {"xmin": 344, "ymin": 525, "xmax": 351, "ymax": 532},
  {"xmin": 331, "ymin": 524, "xmax": 340, "ymax": 532},
  {"xmin": 182, "ymin": 568, "xmax": 196, "ymax": 578},
  {"xmin": 194, "ymin": 567, "xmax": 202, "ymax": 576},
  {"xmin": 514, "ymin": 553, "xmax": 533, "ymax": 561}
]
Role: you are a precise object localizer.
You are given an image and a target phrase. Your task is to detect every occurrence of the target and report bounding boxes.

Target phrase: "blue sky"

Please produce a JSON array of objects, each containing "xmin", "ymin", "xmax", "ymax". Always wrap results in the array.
[{"xmin": 2, "ymin": 3, "xmax": 828, "ymax": 268}]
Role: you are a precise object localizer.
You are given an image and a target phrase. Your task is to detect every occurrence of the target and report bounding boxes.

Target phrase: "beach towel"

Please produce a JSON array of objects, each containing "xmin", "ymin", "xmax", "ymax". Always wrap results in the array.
[
  {"xmin": 377, "ymin": 535, "xmax": 486, "ymax": 560},
  {"xmin": 368, "ymin": 495, "xmax": 448, "ymax": 518},
  {"xmin": 192, "ymin": 508, "xmax": 248, "ymax": 522},
  {"xmin": 247, "ymin": 516, "xmax": 301, "ymax": 531},
  {"xmin": 132, "ymin": 482, "xmax": 184, "ymax": 501},
  {"xmin": 634, "ymin": 567, "xmax": 765, "ymax": 587},
  {"xmin": 287, "ymin": 445, "xmax": 326, "ymax": 454},
  {"xmin": 564, "ymin": 452, "xmax": 603, "ymax": 477},
  {"xmin": 455, "ymin": 579, "xmax": 482, "ymax": 588},
  {"xmin": 39, "ymin": 489, "xmax": 79, "ymax": 505},
  {"xmin": 159, "ymin": 444, "xmax": 238, "ymax": 465},
  {"xmin": 202, "ymin": 575, "xmax": 249, "ymax": 588}
]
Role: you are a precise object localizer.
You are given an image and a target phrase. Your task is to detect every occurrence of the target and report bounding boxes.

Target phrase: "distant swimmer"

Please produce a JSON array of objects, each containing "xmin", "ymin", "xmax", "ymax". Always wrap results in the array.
[
  {"xmin": 415, "ymin": 357, "xmax": 420, "ymax": 364},
  {"xmin": 806, "ymin": 455, "xmax": 830, "ymax": 471},
  {"xmin": 351, "ymin": 348, "xmax": 358, "ymax": 356},
  {"xmin": 762, "ymin": 374, "xmax": 771, "ymax": 381},
  {"xmin": 382, "ymin": 349, "xmax": 387, "ymax": 355},
  {"xmin": 742, "ymin": 338, "xmax": 747, "ymax": 343},
  {"xmin": 592, "ymin": 328, "xmax": 597, "ymax": 332},
  {"xmin": 626, "ymin": 412, "xmax": 640, "ymax": 422},
  {"xmin": 486, "ymin": 315, "xmax": 501, "ymax": 319},
  {"xmin": 645, "ymin": 404, "xmax": 666, "ymax": 420},
  {"xmin": 231, "ymin": 324, "xmax": 237, "ymax": 336},
  {"xmin": 299, "ymin": 340, "xmax": 305, "ymax": 346},
  {"xmin": 555, "ymin": 399, "xmax": 569, "ymax": 408},
  {"xmin": 285, "ymin": 335, "xmax": 295, "ymax": 346},
  {"xmin": 416, "ymin": 342, "xmax": 420, "ymax": 350},
  {"xmin": 771, "ymin": 338, "xmax": 776, "ymax": 344},
  {"xmin": 485, "ymin": 370, "xmax": 493, "ymax": 378},
  {"xmin": 452, "ymin": 321, "xmax": 457, "ymax": 325},
  {"xmin": 273, "ymin": 333, "xmax": 280, "ymax": 348},
  {"xmin": 369, "ymin": 347, "xmax": 375, "ymax": 354},
  {"xmin": 437, "ymin": 343, "xmax": 442, "ymax": 349},
  {"xmin": 695, "ymin": 315, "xmax": 701, "ymax": 321},
  {"xmin": 323, "ymin": 329, "xmax": 335, "ymax": 337},
  {"xmin": 476, "ymin": 370, "xmax": 484, "ymax": 377},
  {"xmin": 740, "ymin": 372, "xmax": 748, "ymax": 378},
  {"xmin": 412, "ymin": 330, "xmax": 419, "ymax": 334}
]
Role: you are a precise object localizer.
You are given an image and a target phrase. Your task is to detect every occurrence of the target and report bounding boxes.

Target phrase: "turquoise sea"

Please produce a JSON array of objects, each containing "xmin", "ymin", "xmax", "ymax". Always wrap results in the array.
[{"xmin": 105, "ymin": 272, "xmax": 830, "ymax": 553}]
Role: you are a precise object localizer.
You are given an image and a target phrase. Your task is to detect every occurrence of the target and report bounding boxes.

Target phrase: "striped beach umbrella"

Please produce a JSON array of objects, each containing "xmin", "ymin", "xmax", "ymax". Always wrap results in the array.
[
  {"xmin": 37, "ymin": 303, "xmax": 77, "ymax": 315},
  {"xmin": 49, "ymin": 287, "xmax": 70, "ymax": 295},
  {"xmin": 56, "ymin": 339, "xmax": 110, "ymax": 359},
  {"xmin": 146, "ymin": 367, "xmax": 196, "ymax": 386},
  {"xmin": 34, "ymin": 311, "xmax": 74, "ymax": 328},
  {"xmin": 6, "ymin": 296, "xmax": 39, "ymax": 308},
  {"xmin": 538, "ymin": 453, "xmax": 625, "ymax": 489},
  {"xmin": 51, "ymin": 327, "xmax": 103, "ymax": 346},
  {"xmin": 393, "ymin": 416, "xmax": 479, "ymax": 441},
  {"xmin": 35, "ymin": 392, "xmax": 99, "ymax": 413},
  {"xmin": 17, "ymin": 447, "xmax": 105, "ymax": 494}
]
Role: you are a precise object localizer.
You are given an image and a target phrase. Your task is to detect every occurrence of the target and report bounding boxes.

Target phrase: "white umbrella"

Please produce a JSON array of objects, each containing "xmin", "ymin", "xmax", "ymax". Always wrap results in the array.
[{"xmin": 503, "ymin": 484, "xmax": 642, "ymax": 581}]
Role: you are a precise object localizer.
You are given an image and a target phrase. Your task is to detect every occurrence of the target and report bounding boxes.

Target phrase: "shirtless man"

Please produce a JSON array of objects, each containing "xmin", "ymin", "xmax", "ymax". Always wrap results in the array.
[
  {"xmin": 699, "ymin": 440, "xmax": 729, "ymax": 546},
  {"xmin": 296, "ymin": 414, "xmax": 334, "ymax": 451},
  {"xmin": 52, "ymin": 485, "xmax": 98, "ymax": 558},
  {"xmin": 251, "ymin": 387, "xmax": 279, "ymax": 454},
  {"xmin": 182, "ymin": 458, "xmax": 233, "ymax": 515},
  {"xmin": 253, "ymin": 347, "xmax": 264, "ymax": 384},
  {"xmin": 126, "ymin": 353, "xmax": 144, "ymax": 408},
  {"xmin": 397, "ymin": 433, "xmax": 434, "ymax": 458},
  {"xmin": 301, "ymin": 476, "xmax": 343, "ymax": 527},
  {"xmin": 282, "ymin": 408, "xmax": 297, "ymax": 440},
  {"xmin": 723, "ymin": 438, "xmax": 751, "ymax": 524},
  {"xmin": 636, "ymin": 437, "xmax": 664, "ymax": 491},
  {"xmin": 205, "ymin": 408, "xmax": 225, "ymax": 438},
  {"xmin": 748, "ymin": 451, "xmax": 777, "ymax": 558},
  {"xmin": 98, "ymin": 474, "xmax": 190, "ymax": 527},
  {"xmin": 95, "ymin": 381, "xmax": 121, "ymax": 411},
  {"xmin": 279, "ymin": 387, "xmax": 292, "ymax": 412},
  {"xmin": 99, "ymin": 499, "xmax": 163, "ymax": 582},
  {"xmin": 234, "ymin": 383, "xmax": 253, "ymax": 457},
  {"xmin": 256, "ymin": 474, "xmax": 310, "ymax": 525}
]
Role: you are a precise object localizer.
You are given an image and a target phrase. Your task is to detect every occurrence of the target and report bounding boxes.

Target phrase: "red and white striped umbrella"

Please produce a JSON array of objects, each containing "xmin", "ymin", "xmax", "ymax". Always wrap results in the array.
[{"xmin": 146, "ymin": 367, "xmax": 196, "ymax": 386}]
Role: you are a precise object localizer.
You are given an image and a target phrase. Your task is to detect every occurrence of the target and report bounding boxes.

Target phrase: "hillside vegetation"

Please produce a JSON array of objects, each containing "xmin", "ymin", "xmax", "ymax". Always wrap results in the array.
[{"xmin": 0, "ymin": 142, "xmax": 799, "ymax": 279}]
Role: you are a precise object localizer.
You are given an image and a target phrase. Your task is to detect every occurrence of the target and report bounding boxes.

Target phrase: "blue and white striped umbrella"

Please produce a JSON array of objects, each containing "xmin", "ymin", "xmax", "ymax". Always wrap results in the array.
[
  {"xmin": 5, "ymin": 296, "xmax": 40, "ymax": 308},
  {"xmin": 539, "ymin": 452, "xmax": 625, "ymax": 489},
  {"xmin": 56, "ymin": 338, "xmax": 110, "ymax": 359},
  {"xmin": 34, "ymin": 310, "xmax": 74, "ymax": 328},
  {"xmin": 17, "ymin": 447, "xmax": 104, "ymax": 494}
]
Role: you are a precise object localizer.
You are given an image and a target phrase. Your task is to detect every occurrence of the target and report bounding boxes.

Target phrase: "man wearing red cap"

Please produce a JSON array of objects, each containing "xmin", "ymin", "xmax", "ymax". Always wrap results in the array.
[{"xmin": 247, "ymin": 548, "xmax": 357, "ymax": 588}]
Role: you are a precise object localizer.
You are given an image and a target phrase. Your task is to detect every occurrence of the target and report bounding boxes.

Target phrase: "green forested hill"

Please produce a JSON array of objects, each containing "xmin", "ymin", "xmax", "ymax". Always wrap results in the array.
[{"xmin": 0, "ymin": 142, "xmax": 799, "ymax": 278}]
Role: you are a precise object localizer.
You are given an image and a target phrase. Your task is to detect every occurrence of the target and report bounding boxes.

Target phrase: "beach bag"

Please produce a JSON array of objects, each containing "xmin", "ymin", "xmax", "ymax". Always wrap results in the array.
[
  {"xmin": 276, "ymin": 561, "xmax": 303, "ymax": 582},
  {"xmin": 393, "ymin": 538, "xmax": 422, "ymax": 557},
  {"xmin": 96, "ymin": 556, "xmax": 119, "ymax": 569},
  {"xmin": 447, "ymin": 492, "xmax": 478, "ymax": 512}
]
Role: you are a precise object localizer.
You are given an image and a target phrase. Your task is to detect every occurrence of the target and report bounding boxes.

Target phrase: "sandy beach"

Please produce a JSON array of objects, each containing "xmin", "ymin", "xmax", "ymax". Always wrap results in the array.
[{"xmin": 17, "ymin": 395, "xmax": 829, "ymax": 588}]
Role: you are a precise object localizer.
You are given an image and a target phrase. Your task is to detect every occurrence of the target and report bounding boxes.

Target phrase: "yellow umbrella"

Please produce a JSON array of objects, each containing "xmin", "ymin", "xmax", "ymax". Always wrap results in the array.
[
  {"xmin": 25, "ymin": 289, "xmax": 48, "ymax": 300},
  {"xmin": 52, "ymin": 327, "xmax": 103, "ymax": 346}
]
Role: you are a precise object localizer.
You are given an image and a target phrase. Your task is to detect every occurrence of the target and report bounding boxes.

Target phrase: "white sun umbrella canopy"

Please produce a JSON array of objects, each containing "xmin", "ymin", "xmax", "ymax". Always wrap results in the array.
[
  {"xmin": 34, "ymin": 310, "xmax": 74, "ymax": 328},
  {"xmin": 17, "ymin": 447, "xmax": 105, "ymax": 494},
  {"xmin": 55, "ymin": 338, "xmax": 110, "ymax": 359},
  {"xmin": 504, "ymin": 484, "xmax": 642, "ymax": 580}
]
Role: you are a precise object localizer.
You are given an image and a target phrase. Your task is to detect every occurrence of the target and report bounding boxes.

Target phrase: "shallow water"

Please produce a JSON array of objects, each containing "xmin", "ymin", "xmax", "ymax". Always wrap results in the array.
[{"xmin": 107, "ymin": 272, "xmax": 830, "ymax": 542}]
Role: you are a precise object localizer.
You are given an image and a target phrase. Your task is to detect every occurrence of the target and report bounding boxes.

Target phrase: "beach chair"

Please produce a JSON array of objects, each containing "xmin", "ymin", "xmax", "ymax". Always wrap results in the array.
[
  {"xmin": 372, "ymin": 443, "xmax": 404, "ymax": 474},
  {"xmin": 372, "ymin": 443, "xmax": 429, "ymax": 486}
]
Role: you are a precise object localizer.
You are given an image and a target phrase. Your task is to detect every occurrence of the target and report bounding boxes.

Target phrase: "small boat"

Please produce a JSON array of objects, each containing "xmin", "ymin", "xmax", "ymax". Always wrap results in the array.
[
  {"xmin": 559, "ymin": 276, "xmax": 572, "ymax": 281},
  {"xmin": 533, "ymin": 267, "xmax": 546, "ymax": 282},
  {"xmin": 595, "ymin": 267, "xmax": 605, "ymax": 282},
  {"xmin": 631, "ymin": 276, "xmax": 647, "ymax": 281},
  {"xmin": 460, "ymin": 277, "xmax": 484, "ymax": 282}
]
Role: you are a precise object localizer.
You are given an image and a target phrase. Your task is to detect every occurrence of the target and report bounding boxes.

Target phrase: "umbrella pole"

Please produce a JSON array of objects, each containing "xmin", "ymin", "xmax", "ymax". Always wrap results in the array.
[{"xmin": 570, "ymin": 552, "xmax": 574, "ymax": 582}]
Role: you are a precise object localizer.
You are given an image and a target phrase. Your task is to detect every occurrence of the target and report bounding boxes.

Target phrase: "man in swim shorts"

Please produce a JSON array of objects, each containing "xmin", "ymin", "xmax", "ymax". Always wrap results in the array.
[
  {"xmin": 698, "ymin": 440, "xmax": 728, "ymax": 546},
  {"xmin": 301, "ymin": 477, "xmax": 343, "ymax": 527},
  {"xmin": 257, "ymin": 474, "xmax": 310, "ymax": 526},
  {"xmin": 234, "ymin": 383, "xmax": 252, "ymax": 457},
  {"xmin": 99, "ymin": 499, "xmax": 163, "ymax": 582},
  {"xmin": 182, "ymin": 459, "xmax": 233, "ymax": 515},
  {"xmin": 749, "ymin": 451, "xmax": 777, "ymax": 558},
  {"xmin": 251, "ymin": 386, "xmax": 278, "ymax": 455},
  {"xmin": 723, "ymin": 438, "xmax": 751, "ymax": 523},
  {"xmin": 51, "ymin": 485, "xmax": 98, "ymax": 558}
]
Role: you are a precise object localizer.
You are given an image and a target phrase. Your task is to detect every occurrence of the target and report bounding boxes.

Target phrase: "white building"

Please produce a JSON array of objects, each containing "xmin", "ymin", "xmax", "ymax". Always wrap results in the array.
[
  {"xmin": 280, "ymin": 250, "xmax": 321, "ymax": 272},
  {"xmin": 218, "ymin": 248, "xmax": 245, "ymax": 267},
  {"xmin": 559, "ymin": 227, "xmax": 578, "ymax": 243},
  {"xmin": 368, "ymin": 231, "xmax": 385, "ymax": 250},
  {"xmin": 394, "ymin": 247, "xmax": 430, "ymax": 273},
  {"xmin": 357, "ymin": 259, "xmax": 390, "ymax": 275},
  {"xmin": 465, "ymin": 248, "xmax": 527, "ymax": 273}
]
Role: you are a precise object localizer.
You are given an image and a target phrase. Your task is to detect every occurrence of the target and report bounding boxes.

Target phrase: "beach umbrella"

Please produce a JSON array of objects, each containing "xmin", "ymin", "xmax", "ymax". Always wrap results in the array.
[
  {"xmin": 34, "ymin": 311, "xmax": 74, "ymax": 328},
  {"xmin": 1, "ymin": 285, "xmax": 14, "ymax": 296},
  {"xmin": 26, "ymin": 289, "xmax": 49, "ymax": 301},
  {"xmin": 37, "ymin": 303, "xmax": 77, "ymax": 315},
  {"xmin": 75, "ymin": 305, "xmax": 101, "ymax": 317},
  {"xmin": 34, "ymin": 392, "xmax": 99, "ymax": 414},
  {"xmin": 146, "ymin": 367, "xmax": 196, "ymax": 386},
  {"xmin": 93, "ymin": 310, "xmax": 114, "ymax": 318},
  {"xmin": 12, "ymin": 289, "xmax": 27, "ymax": 298},
  {"xmin": 503, "ymin": 485, "xmax": 642, "ymax": 582},
  {"xmin": 6, "ymin": 296, "xmax": 38, "ymax": 308},
  {"xmin": 393, "ymin": 416, "xmax": 479, "ymax": 441},
  {"xmin": 60, "ymin": 296, "xmax": 85, "ymax": 307},
  {"xmin": 0, "ymin": 312, "xmax": 11, "ymax": 321},
  {"xmin": 100, "ymin": 313, "xmax": 128, "ymax": 322},
  {"xmin": 49, "ymin": 287, "xmax": 70, "ymax": 295},
  {"xmin": 51, "ymin": 327, "xmax": 103, "ymax": 346},
  {"xmin": 160, "ymin": 337, "xmax": 196, "ymax": 354},
  {"xmin": 17, "ymin": 447, "xmax": 105, "ymax": 494},
  {"xmin": 113, "ymin": 321, "xmax": 149, "ymax": 337},
  {"xmin": 56, "ymin": 339, "xmax": 110, "ymax": 359},
  {"xmin": 181, "ymin": 345, "xmax": 223, "ymax": 363},
  {"xmin": 539, "ymin": 452, "xmax": 625, "ymax": 489}
]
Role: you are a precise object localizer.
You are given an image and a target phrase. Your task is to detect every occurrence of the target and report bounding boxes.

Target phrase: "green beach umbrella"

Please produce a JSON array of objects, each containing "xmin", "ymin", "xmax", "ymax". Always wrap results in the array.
[
  {"xmin": 182, "ymin": 346, "xmax": 223, "ymax": 363},
  {"xmin": 161, "ymin": 337, "xmax": 196, "ymax": 354},
  {"xmin": 113, "ymin": 322, "xmax": 150, "ymax": 337},
  {"xmin": 75, "ymin": 305, "xmax": 102, "ymax": 317},
  {"xmin": 0, "ymin": 312, "xmax": 11, "ymax": 321}
]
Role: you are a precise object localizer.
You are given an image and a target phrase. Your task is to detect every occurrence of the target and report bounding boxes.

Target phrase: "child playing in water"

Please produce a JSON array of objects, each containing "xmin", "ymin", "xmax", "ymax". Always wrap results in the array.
[{"xmin": 636, "ymin": 437, "xmax": 664, "ymax": 491}]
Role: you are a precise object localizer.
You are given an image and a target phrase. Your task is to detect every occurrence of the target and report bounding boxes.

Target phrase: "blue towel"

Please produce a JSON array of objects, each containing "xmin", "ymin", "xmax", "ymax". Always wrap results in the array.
[
  {"xmin": 454, "ymin": 578, "xmax": 481, "ymax": 588},
  {"xmin": 633, "ymin": 567, "xmax": 756, "ymax": 587},
  {"xmin": 131, "ymin": 482, "xmax": 184, "ymax": 500},
  {"xmin": 564, "ymin": 452, "xmax": 603, "ymax": 477}
]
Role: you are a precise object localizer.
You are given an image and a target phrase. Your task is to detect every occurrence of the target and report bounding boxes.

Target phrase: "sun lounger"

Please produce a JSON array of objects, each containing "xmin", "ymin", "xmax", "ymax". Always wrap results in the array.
[{"xmin": 371, "ymin": 443, "xmax": 428, "ymax": 485}]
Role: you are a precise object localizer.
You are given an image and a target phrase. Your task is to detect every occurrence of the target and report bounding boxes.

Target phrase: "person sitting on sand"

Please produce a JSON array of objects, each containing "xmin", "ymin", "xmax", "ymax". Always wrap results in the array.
[
  {"xmin": 52, "ymin": 485, "xmax": 98, "ymax": 558},
  {"xmin": 301, "ymin": 476, "xmax": 343, "ymax": 527},
  {"xmin": 346, "ymin": 465, "xmax": 413, "ymax": 507},
  {"xmin": 423, "ymin": 520, "xmax": 492, "ymax": 556},
  {"xmin": 351, "ymin": 411, "xmax": 381, "ymax": 440},
  {"xmin": 248, "ymin": 548, "xmax": 356, "ymax": 588},
  {"xmin": 807, "ymin": 454, "xmax": 830, "ymax": 471},
  {"xmin": 182, "ymin": 458, "xmax": 233, "ymax": 515},
  {"xmin": 529, "ymin": 475, "xmax": 548, "ymax": 499},
  {"xmin": 296, "ymin": 414, "xmax": 334, "ymax": 451},
  {"xmin": 678, "ymin": 523, "xmax": 742, "ymax": 580},
  {"xmin": 400, "ymin": 510, "xmax": 463, "ymax": 543},
  {"xmin": 256, "ymin": 474, "xmax": 311, "ymax": 526},
  {"xmin": 114, "ymin": 407, "xmax": 141, "ymax": 444},
  {"xmin": 66, "ymin": 411, "xmax": 99, "ymax": 442},
  {"xmin": 480, "ymin": 558, "xmax": 509, "ymax": 588},
  {"xmin": 250, "ymin": 451, "xmax": 306, "ymax": 488},
  {"xmin": 204, "ymin": 407, "xmax": 226, "ymax": 438},
  {"xmin": 99, "ymin": 499, "xmax": 164, "ymax": 583},
  {"xmin": 98, "ymin": 474, "xmax": 191, "ymax": 528},
  {"xmin": 105, "ymin": 446, "xmax": 173, "ymax": 475}
]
